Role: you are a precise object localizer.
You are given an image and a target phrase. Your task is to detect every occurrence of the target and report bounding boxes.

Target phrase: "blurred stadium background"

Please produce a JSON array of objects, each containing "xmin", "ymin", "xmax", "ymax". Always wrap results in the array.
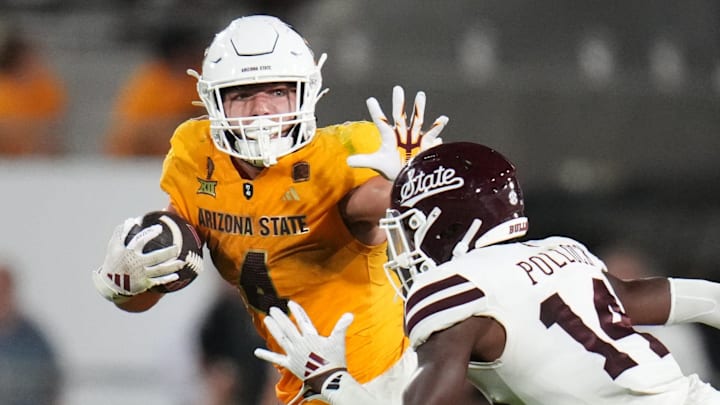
[{"xmin": 2, "ymin": 0, "xmax": 720, "ymax": 404}]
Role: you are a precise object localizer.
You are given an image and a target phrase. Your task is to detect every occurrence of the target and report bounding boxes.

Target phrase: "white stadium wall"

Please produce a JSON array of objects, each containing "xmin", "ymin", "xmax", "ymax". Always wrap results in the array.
[{"xmin": 0, "ymin": 158, "xmax": 221, "ymax": 405}]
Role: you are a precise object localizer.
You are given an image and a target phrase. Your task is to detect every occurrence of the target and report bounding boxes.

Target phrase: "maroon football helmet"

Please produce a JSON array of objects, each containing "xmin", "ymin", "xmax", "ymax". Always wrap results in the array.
[{"xmin": 380, "ymin": 142, "xmax": 528, "ymax": 297}]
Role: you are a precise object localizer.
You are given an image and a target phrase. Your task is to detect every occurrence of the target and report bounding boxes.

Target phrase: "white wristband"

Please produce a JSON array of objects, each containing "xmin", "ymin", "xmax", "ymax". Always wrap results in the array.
[
  {"xmin": 666, "ymin": 278, "xmax": 720, "ymax": 328},
  {"xmin": 321, "ymin": 370, "xmax": 381, "ymax": 405}
]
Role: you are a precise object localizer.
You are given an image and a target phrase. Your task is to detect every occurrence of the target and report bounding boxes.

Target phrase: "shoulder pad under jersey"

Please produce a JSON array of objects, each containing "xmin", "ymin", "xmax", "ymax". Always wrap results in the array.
[{"xmin": 405, "ymin": 268, "xmax": 487, "ymax": 348}]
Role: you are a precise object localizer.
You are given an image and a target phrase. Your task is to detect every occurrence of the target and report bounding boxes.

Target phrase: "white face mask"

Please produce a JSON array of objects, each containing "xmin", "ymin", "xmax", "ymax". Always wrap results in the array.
[
  {"xmin": 234, "ymin": 118, "xmax": 294, "ymax": 167},
  {"xmin": 243, "ymin": 118, "xmax": 282, "ymax": 140}
]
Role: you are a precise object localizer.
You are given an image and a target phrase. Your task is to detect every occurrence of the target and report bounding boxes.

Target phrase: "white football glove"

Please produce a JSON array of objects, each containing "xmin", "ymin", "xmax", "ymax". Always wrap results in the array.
[
  {"xmin": 254, "ymin": 300, "xmax": 353, "ymax": 382},
  {"xmin": 93, "ymin": 216, "xmax": 184, "ymax": 303},
  {"xmin": 347, "ymin": 85, "xmax": 449, "ymax": 180}
]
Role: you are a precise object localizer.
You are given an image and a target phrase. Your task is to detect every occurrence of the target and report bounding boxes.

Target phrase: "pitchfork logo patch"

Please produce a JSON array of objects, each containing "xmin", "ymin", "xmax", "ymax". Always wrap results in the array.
[
  {"xmin": 400, "ymin": 166, "xmax": 464, "ymax": 207},
  {"xmin": 292, "ymin": 162, "xmax": 310, "ymax": 182}
]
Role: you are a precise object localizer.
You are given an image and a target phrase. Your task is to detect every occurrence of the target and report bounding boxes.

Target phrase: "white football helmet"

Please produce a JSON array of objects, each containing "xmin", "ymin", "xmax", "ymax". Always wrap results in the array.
[{"xmin": 189, "ymin": 15, "xmax": 327, "ymax": 166}]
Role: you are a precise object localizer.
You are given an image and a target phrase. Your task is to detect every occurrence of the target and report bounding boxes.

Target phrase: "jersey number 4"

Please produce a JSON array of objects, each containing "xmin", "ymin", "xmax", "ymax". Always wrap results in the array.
[
  {"xmin": 240, "ymin": 251, "xmax": 288, "ymax": 313},
  {"xmin": 540, "ymin": 278, "xmax": 669, "ymax": 379}
]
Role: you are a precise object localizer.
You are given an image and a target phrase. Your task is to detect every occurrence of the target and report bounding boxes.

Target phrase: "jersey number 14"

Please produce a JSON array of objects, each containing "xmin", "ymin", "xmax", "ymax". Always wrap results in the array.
[{"xmin": 540, "ymin": 278, "xmax": 669, "ymax": 379}]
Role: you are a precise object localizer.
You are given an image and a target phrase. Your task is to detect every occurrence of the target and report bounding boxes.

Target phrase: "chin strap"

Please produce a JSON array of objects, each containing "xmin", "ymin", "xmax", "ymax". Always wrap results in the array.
[
  {"xmin": 666, "ymin": 278, "xmax": 720, "ymax": 328},
  {"xmin": 452, "ymin": 219, "xmax": 483, "ymax": 258}
]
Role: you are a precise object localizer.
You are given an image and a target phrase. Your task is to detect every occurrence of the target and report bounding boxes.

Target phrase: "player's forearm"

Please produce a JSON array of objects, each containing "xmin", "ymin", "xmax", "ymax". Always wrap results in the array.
[
  {"xmin": 609, "ymin": 276, "xmax": 671, "ymax": 325},
  {"xmin": 341, "ymin": 176, "xmax": 391, "ymax": 224},
  {"xmin": 403, "ymin": 365, "xmax": 472, "ymax": 405}
]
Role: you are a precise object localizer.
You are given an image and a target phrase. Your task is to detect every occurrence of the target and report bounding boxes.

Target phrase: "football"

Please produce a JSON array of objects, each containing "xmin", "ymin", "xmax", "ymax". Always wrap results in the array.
[{"xmin": 124, "ymin": 210, "xmax": 203, "ymax": 293}]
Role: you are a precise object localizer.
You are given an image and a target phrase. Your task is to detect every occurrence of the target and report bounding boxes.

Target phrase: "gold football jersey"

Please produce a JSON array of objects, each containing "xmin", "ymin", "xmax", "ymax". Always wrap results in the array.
[{"xmin": 161, "ymin": 119, "xmax": 408, "ymax": 403}]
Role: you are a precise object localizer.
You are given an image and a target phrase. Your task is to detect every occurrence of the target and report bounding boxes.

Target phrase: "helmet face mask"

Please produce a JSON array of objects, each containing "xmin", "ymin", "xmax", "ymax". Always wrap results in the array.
[
  {"xmin": 380, "ymin": 208, "xmax": 439, "ymax": 298},
  {"xmin": 214, "ymin": 82, "xmax": 301, "ymax": 165},
  {"xmin": 381, "ymin": 142, "xmax": 529, "ymax": 300},
  {"xmin": 192, "ymin": 15, "xmax": 327, "ymax": 167}
]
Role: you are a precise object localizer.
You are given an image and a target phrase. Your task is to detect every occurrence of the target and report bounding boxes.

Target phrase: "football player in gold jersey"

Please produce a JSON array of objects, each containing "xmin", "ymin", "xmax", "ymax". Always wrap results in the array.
[{"xmin": 93, "ymin": 15, "xmax": 447, "ymax": 404}]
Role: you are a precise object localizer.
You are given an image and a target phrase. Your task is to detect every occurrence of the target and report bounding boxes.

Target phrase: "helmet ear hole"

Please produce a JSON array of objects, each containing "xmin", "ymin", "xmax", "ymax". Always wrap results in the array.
[
  {"xmin": 436, "ymin": 223, "xmax": 464, "ymax": 243},
  {"xmin": 428, "ymin": 222, "xmax": 465, "ymax": 264}
]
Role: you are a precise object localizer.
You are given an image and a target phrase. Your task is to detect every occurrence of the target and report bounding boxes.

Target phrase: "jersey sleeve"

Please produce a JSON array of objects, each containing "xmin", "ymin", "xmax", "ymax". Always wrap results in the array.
[
  {"xmin": 404, "ymin": 269, "xmax": 488, "ymax": 348},
  {"xmin": 159, "ymin": 119, "xmax": 209, "ymax": 222},
  {"xmin": 328, "ymin": 120, "xmax": 384, "ymax": 187}
]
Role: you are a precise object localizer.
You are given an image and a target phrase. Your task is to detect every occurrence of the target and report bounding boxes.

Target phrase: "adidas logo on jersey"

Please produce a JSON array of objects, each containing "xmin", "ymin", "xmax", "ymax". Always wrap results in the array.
[
  {"xmin": 400, "ymin": 166, "xmax": 464, "ymax": 207},
  {"xmin": 282, "ymin": 187, "xmax": 300, "ymax": 201}
]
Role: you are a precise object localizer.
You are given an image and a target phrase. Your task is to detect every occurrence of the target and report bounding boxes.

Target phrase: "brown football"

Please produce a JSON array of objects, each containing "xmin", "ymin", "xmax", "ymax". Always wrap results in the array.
[{"xmin": 124, "ymin": 210, "xmax": 203, "ymax": 293}]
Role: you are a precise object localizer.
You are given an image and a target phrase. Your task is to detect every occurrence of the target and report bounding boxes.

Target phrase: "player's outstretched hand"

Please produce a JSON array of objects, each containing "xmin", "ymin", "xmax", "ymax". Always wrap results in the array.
[
  {"xmin": 93, "ymin": 216, "xmax": 183, "ymax": 303},
  {"xmin": 347, "ymin": 85, "xmax": 448, "ymax": 180},
  {"xmin": 255, "ymin": 300, "xmax": 353, "ymax": 382},
  {"xmin": 391, "ymin": 85, "xmax": 448, "ymax": 160}
]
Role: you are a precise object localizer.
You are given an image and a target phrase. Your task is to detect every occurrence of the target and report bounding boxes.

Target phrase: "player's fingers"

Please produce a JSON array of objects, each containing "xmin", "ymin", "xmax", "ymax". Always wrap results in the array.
[
  {"xmin": 434, "ymin": 115, "xmax": 450, "ymax": 128},
  {"xmin": 366, "ymin": 97, "xmax": 396, "ymax": 141},
  {"xmin": 142, "ymin": 244, "xmax": 180, "ymax": 264},
  {"xmin": 421, "ymin": 136, "xmax": 443, "ymax": 151},
  {"xmin": 330, "ymin": 313, "xmax": 354, "ymax": 339},
  {"xmin": 254, "ymin": 348, "xmax": 288, "ymax": 368},
  {"xmin": 148, "ymin": 272, "xmax": 180, "ymax": 286},
  {"xmin": 409, "ymin": 91, "xmax": 426, "ymax": 138},
  {"xmin": 392, "ymin": 86, "xmax": 408, "ymax": 138},
  {"xmin": 346, "ymin": 154, "xmax": 398, "ymax": 181},
  {"xmin": 269, "ymin": 305, "xmax": 302, "ymax": 341},
  {"xmin": 391, "ymin": 85, "xmax": 406, "ymax": 125},
  {"xmin": 289, "ymin": 300, "xmax": 318, "ymax": 335},
  {"xmin": 145, "ymin": 258, "xmax": 183, "ymax": 278},
  {"xmin": 366, "ymin": 97, "xmax": 388, "ymax": 126},
  {"xmin": 422, "ymin": 115, "xmax": 449, "ymax": 145},
  {"xmin": 346, "ymin": 154, "xmax": 379, "ymax": 170},
  {"xmin": 366, "ymin": 99, "xmax": 397, "ymax": 149},
  {"xmin": 120, "ymin": 216, "xmax": 142, "ymax": 237},
  {"xmin": 263, "ymin": 312, "xmax": 291, "ymax": 351},
  {"xmin": 346, "ymin": 154, "xmax": 369, "ymax": 169},
  {"xmin": 126, "ymin": 224, "xmax": 163, "ymax": 251}
]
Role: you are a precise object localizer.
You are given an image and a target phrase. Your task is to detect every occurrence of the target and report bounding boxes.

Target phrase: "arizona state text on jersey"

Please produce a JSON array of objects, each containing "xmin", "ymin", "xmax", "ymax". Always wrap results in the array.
[{"xmin": 161, "ymin": 119, "xmax": 408, "ymax": 403}]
